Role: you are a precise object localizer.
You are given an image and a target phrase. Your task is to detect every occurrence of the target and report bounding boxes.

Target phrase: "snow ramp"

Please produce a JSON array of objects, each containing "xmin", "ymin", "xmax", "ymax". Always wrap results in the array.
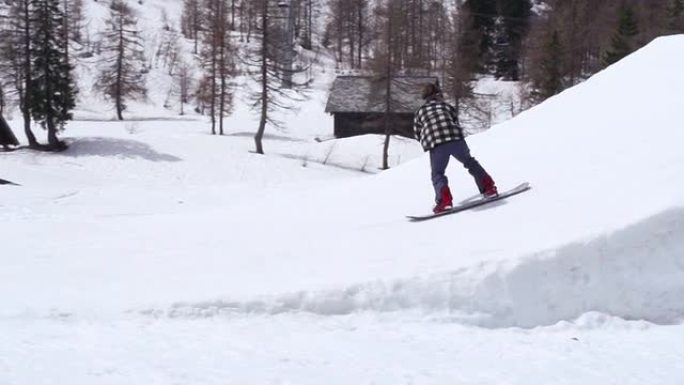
[{"xmin": 167, "ymin": 36, "xmax": 684, "ymax": 327}]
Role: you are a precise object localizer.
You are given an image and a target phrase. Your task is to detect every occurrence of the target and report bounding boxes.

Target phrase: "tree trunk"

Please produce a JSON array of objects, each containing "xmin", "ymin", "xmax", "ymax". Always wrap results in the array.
[
  {"xmin": 349, "ymin": 7, "xmax": 355, "ymax": 68},
  {"xmin": 210, "ymin": 2, "xmax": 217, "ymax": 136},
  {"xmin": 43, "ymin": 41, "xmax": 61, "ymax": 150},
  {"xmin": 306, "ymin": 0, "xmax": 313, "ymax": 49},
  {"xmin": 219, "ymin": 0, "xmax": 226, "ymax": 136},
  {"xmin": 116, "ymin": 12, "xmax": 125, "ymax": 121},
  {"xmin": 382, "ymin": 10, "xmax": 393, "ymax": 170},
  {"xmin": 382, "ymin": 122, "xmax": 391, "ymax": 170},
  {"xmin": 247, "ymin": 1, "xmax": 253, "ymax": 43},
  {"xmin": 254, "ymin": 0, "xmax": 268, "ymax": 154},
  {"xmin": 336, "ymin": 10, "xmax": 343, "ymax": 63},
  {"xmin": 231, "ymin": 0, "xmax": 236, "ymax": 30},
  {"xmin": 22, "ymin": 0, "xmax": 39, "ymax": 148},
  {"xmin": 357, "ymin": 3, "xmax": 363, "ymax": 67},
  {"xmin": 47, "ymin": 115, "xmax": 61, "ymax": 149},
  {"xmin": 22, "ymin": 110, "xmax": 37, "ymax": 147},
  {"xmin": 255, "ymin": 102, "xmax": 266, "ymax": 154}
]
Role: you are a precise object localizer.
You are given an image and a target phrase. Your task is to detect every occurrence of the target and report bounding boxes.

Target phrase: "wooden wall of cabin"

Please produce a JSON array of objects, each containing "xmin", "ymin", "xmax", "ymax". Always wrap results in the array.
[{"xmin": 333, "ymin": 113, "xmax": 414, "ymax": 139}]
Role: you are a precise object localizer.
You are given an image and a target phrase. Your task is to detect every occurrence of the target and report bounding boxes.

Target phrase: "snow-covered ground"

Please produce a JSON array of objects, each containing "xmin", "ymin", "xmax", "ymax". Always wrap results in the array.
[{"xmin": 2, "ymin": 3, "xmax": 684, "ymax": 383}]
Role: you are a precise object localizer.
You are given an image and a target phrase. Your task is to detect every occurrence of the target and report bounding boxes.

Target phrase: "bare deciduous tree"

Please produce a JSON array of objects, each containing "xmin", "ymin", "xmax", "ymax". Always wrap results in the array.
[
  {"xmin": 327, "ymin": 0, "xmax": 370, "ymax": 69},
  {"xmin": 367, "ymin": 0, "xmax": 400, "ymax": 170},
  {"xmin": 201, "ymin": 0, "xmax": 235, "ymax": 135},
  {"xmin": 181, "ymin": 0, "xmax": 202, "ymax": 54},
  {"xmin": 175, "ymin": 60, "xmax": 193, "ymax": 115},
  {"xmin": 245, "ymin": 0, "xmax": 310, "ymax": 154}
]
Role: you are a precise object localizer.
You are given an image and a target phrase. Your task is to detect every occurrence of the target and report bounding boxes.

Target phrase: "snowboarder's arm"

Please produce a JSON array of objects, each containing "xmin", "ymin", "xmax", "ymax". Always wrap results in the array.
[
  {"xmin": 446, "ymin": 103, "xmax": 460, "ymax": 127},
  {"xmin": 413, "ymin": 110, "xmax": 423, "ymax": 141}
]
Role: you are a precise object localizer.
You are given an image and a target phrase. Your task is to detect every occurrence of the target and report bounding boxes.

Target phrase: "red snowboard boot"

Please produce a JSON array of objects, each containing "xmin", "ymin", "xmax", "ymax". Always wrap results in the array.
[
  {"xmin": 481, "ymin": 175, "xmax": 498, "ymax": 198},
  {"xmin": 433, "ymin": 186, "xmax": 453, "ymax": 214}
]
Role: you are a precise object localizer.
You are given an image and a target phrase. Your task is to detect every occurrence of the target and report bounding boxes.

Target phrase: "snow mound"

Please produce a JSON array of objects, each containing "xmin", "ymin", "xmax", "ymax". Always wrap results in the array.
[
  {"xmin": 472, "ymin": 207, "xmax": 684, "ymax": 327},
  {"xmin": 162, "ymin": 36, "xmax": 684, "ymax": 327},
  {"xmin": 165, "ymin": 206, "xmax": 684, "ymax": 328}
]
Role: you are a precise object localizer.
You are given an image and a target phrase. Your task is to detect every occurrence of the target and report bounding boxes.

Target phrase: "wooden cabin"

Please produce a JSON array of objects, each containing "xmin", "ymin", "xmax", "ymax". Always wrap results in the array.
[{"xmin": 325, "ymin": 75, "xmax": 439, "ymax": 139}]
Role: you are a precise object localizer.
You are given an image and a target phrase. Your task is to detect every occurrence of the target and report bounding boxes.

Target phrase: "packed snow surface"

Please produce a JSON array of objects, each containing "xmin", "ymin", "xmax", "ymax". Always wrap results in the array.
[{"xmin": 2, "ymin": 28, "xmax": 684, "ymax": 385}]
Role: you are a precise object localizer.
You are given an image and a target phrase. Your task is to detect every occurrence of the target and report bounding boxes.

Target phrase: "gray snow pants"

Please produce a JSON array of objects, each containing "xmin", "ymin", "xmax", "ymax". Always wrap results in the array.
[{"xmin": 429, "ymin": 139, "xmax": 490, "ymax": 202}]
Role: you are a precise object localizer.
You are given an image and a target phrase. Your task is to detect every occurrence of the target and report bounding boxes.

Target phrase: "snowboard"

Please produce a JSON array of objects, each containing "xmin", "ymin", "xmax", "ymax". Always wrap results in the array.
[{"xmin": 407, "ymin": 182, "xmax": 531, "ymax": 222}]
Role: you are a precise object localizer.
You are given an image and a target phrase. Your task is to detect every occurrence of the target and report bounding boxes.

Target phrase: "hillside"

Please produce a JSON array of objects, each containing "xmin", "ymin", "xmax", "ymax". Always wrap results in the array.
[
  {"xmin": 2, "ymin": 17, "xmax": 684, "ymax": 382},
  {"xmin": 11, "ymin": 0, "xmax": 519, "ymax": 129}
]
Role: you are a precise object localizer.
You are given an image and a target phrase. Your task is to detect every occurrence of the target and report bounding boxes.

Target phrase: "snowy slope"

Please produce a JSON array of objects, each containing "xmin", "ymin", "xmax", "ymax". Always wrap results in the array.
[
  {"xmin": 2, "ymin": 30, "xmax": 684, "ymax": 385},
  {"xmin": 6, "ymin": 36, "xmax": 682, "ymax": 324}
]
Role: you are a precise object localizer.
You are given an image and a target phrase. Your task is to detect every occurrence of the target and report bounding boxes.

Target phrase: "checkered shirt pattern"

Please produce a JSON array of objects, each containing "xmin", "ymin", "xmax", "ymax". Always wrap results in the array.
[{"xmin": 413, "ymin": 99, "xmax": 464, "ymax": 152}]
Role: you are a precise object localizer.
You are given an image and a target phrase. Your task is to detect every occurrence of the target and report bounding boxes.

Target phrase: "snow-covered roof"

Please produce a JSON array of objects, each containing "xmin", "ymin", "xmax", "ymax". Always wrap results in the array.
[{"xmin": 325, "ymin": 75, "xmax": 438, "ymax": 114}]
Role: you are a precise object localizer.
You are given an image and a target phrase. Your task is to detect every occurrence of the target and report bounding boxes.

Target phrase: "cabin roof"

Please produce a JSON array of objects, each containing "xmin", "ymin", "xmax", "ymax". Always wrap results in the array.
[{"xmin": 325, "ymin": 75, "xmax": 438, "ymax": 114}]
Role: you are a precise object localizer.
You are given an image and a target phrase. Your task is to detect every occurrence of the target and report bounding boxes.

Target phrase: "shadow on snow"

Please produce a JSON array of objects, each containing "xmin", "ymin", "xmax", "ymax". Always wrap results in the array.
[{"xmin": 61, "ymin": 137, "xmax": 182, "ymax": 162}]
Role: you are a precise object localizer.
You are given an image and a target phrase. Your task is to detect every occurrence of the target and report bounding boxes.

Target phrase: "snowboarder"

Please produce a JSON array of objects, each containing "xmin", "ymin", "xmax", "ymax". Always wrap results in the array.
[{"xmin": 413, "ymin": 83, "xmax": 498, "ymax": 214}]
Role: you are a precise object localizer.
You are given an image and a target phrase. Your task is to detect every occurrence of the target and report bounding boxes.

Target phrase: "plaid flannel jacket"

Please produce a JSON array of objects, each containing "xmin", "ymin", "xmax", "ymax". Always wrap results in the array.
[{"xmin": 413, "ymin": 98, "xmax": 464, "ymax": 152}]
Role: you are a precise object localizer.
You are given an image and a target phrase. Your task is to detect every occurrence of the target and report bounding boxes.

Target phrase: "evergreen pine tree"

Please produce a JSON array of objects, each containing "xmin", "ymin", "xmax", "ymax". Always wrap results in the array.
[
  {"xmin": 668, "ymin": 0, "xmax": 684, "ymax": 33},
  {"xmin": 532, "ymin": 30, "xmax": 564, "ymax": 102},
  {"xmin": 96, "ymin": 0, "xmax": 146, "ymax": 121},
  {"xmin": 494, "ymin": 0, "xmax": 532, "ymax": 80},
  {"xmin": 463, "ymin": 0, "xmax": 531, "ymax": 78},
  {"xmin": 604, "ymin": 5, "xmax": 639, "ymax": 66},
  {"xmin": 492, "ymin": 16, "xmax": 514, "ymax": 79},
  {"xmin": 29, "ymin": 0, "xmax": 77, "ymax": 150},
  {"xmin": 462, "ymin": 0, "xmax": 497, "ymax": 73},
  {"xmin": 0, "ymin": 0, "xmax": 41, "ymax": 148},
  {"xmin": 445, "ymin": 5, "xmax": 479, "ymax": 113}
]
